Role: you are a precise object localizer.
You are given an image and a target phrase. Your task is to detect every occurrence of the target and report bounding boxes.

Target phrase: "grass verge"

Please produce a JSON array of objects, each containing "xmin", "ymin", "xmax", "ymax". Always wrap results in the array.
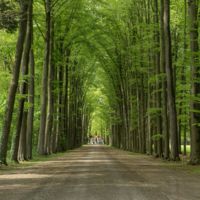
[{"xmin": 0, "ymin": 151, "xmax": 68, "ymax": 173}]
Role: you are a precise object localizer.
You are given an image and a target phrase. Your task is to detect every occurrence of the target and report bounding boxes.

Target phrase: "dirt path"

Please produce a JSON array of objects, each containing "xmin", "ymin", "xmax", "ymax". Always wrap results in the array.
[{"xmin": 0, "ymin": 145, "xmax": 200, "ymax": 200}]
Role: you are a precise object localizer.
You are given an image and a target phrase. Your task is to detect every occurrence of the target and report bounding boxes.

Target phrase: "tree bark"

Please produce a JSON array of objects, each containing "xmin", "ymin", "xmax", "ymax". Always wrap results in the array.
[
  {"xmin": 182, "ymin": 0, "xmax": 187, "ymax": 156},
  {"xmin": 160, "ymin": 0, "xmax": 169, "ymax": 159},
  {"xmin": 38, "ymin": 0, "xmax": 51, "ymax": 155},
  {"xmin": 188, "ymin": 0, "xmax": 200, "ymax": 164},
  {"xmin": 154, "ymin": 0, "xmax": 163, "ymax": 157},
  {"xmin": 0, "ymin": 0, "xmax": 29, "ymax": 165},
  {"xmin": 163, "ymin": 0, "xmax": 179, "ymax": 160},
  {"xmin": 44, "ymin": 17, "xmax": 54, "ymax": 155},
  {"xmin": 18, "ymin": 110, "xmax": 28, "ymax": 161},
  {"xmin": 12, "ymin": 0, "xmax": 32, "ymax": 162},
  {"xmin": 26, "ymin": 48, "xmax": 34, "ymax": 160}
]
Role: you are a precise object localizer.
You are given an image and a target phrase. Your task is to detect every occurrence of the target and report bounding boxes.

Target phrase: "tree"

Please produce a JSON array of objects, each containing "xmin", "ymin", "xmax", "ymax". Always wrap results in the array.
[
  {"xmin": 0, "ymin": 0, "xmax": 29, "ymax": 165},
  {"xmin": 26, "ymin": 0, "xmax": 34, "ymax": 160},
  {"xmin": 160, "ymin": 0, "xmax": 169, "ymax": 159},
  {"xmin": 12, "ymin": 0, "xmax": 33, "ymax": 162},
  {"xmin": 163, "ymin": 0, "xmax": 179, "ymax": 160},
  {"xmin": 37, "ymin": 0, "xmax": 51, "ymax": 155},
  {"xmin": 188, "ymin": 0, "xmax": 200, "ymax": 164}
]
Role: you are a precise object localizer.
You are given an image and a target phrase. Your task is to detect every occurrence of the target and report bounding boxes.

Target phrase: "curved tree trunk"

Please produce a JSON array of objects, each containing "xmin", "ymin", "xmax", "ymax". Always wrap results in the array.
[
  {"xmin": 0, "ymin": 0, "xmax": 29, "ymax": 165},
  {"xmin": 12, "ymin": 0, "xmax": 33, "ymax": 162}
]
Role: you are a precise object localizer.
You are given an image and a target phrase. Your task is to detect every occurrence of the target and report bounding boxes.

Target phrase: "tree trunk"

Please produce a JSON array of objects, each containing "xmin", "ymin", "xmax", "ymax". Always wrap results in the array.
[
  {"xmin": 44, "ymin": 17, "xmax": 54, "ymax": 155},
  {"xmin": 57, "ymin": 55, "xmax": 65, "ymax": 151},
  {"xmin": 26, "ymin": 0, "xmax": 34, "ymax": 160},
  {"xmin": 188, "ymin": 0, "xmax": 200, "ymax": 164},
  {"xmin": 182, "ymin": 0, "xmax": 188, "ymax": 156},
  {"xmin": 63, "ymin": 48, "xmax": 70, "ymax": 150},
  {"xmin": 0, "ymin": 0, "xmax": 29, "ymax": 165},
  {"xmin": 154, "ymin": 0, "xmax": 163, "ymax": 157},
  {"xmin": 12, "ymin": 0, "xmax": 32, "ymax": 162},
  {"xmin": 163, "ymin": 0, "xmax": 179, "ymax": 160},
  {"xmin": 18, "ymin": 111, "xmax": 28, "ymax": 161},
  {"xmin": 26, "ymin": 48, "xmax": 34, "ymax": 160},
  {"xmin": 160, "ymin": 0, "xmax": 169, "ymax": 160},
  {"xmin": 38, "ymin": 0, "xmax": 51, "ymax": 155}
]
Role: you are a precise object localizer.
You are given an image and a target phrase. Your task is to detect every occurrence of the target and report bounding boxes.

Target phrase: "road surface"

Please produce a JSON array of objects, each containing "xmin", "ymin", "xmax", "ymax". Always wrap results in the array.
[{"xmin": 0, "ymin": 145, "xmax": 200, "ymax": 200}]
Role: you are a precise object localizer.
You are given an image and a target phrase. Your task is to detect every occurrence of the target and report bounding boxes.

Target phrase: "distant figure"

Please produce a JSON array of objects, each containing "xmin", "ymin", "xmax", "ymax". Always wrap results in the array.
[
  {"xmin": 90, "ymin": 137, "xmax": 96, "ymax": 144},
  {"xmin": 88, "ymin": 135, "xmax": 104, "ymax": 145},
  {"xmin": 97, "ymin": 136, "xmax": 104, "ymax": 145},
  {"xmin": 95, "ymin": 136, "xmax": 98, "ymax": 144},
  {"xmin": 89, "ymin": 135, "xmax": 92, "ymax": 144}
]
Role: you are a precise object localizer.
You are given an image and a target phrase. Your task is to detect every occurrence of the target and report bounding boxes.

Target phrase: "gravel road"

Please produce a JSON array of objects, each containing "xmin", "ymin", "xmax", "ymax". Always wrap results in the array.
[{"xmin": 0, "ymin": 145, "xmax": 200, "ymax": 200}]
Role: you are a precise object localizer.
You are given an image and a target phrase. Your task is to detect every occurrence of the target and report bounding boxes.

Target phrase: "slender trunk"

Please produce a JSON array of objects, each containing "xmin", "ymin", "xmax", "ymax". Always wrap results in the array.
[
  {"xmin": 57, "ymin": 57, "xmax": 64, "ymax": 151},
  {"xmin": 188, "ymin": 0, "xmax": 200, "ymax": 164},
  {"xmin": 38, "ymin": 0, "xmax": 51, "ymax": 155},
  {"xmin": 160, "ymin": 0, "xmax": 169, "ymax": 159},
  {"xmin": 44, "ymin": 17, "xmax": 54, "ymax": 155},
  {"xmin": 26, "ymin": 48, "xmax": 34, "ymax": 160},
  {"xmin": 140, "ymin": 76, "xmax": 146, "ymax": 153},
  {"xmin": 154, "ymin": 0, "xmax": 163, "ymax": 157},
  {"xmin": 147, "ymin": 66, "xmax": 152, "ymax": 155},
  {"xmin": 12, "ymin": 0, "xmax": 32, "ymax": 162},
  {"xmin": 51, "ymin": 64, "xmax": 58, "ymax": 153},
  {"xmin": 63, "ymin": 49, "xmax": 70, "ymax": 150},
  {"xmin": 26, "ymin": 0, "xmax": 34, "ymax": 160},
  {"xmin": 18, "ymin": 110, "xmax": 28, "ymax": 161},
  {"xmin": 163, "ymin": 0, "xmax": 179, "ymax": 160},
  {"xmin": 182, "ymin": 0, "xmax": 187, "ymax": 156}
]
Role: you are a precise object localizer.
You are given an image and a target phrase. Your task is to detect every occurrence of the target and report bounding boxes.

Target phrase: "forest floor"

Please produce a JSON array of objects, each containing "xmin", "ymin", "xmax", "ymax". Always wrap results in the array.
[{"xmin": 0, "ymin": 145, "xmax": 200, "ymax": 200}]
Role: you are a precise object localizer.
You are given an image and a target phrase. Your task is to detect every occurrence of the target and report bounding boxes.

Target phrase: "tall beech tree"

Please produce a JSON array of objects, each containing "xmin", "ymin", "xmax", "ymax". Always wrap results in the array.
[
  {"xmin": 12, "ymin": 0, "xmax": 33, "ymax": 162},
  {"xmin": 37, "ymin": 0, "xmax": 51, "ymax": 155},
  {"xmin": 188, "ymin": 0, "xmax": 200, "ymax": 164},
  {"xmin": 160, "ymin": 0, "xmax": 169, "ymax": 159},
  {"xmin": 163, "ymin": 0, "xmax": 179, "ymax": 160},
  {"xmin": 0, "ymin": 0, "xmax": 29, "ymax": 165},
  {"xmin": 26, "ymin": 0, "xmax": 34, "ymax": 159}
]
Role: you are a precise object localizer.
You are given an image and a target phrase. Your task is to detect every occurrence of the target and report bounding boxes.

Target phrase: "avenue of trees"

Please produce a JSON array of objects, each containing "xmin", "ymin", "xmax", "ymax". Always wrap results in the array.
[{"xmin": 0, "ymin": 0, "xmax": 200, "ymax": 165}]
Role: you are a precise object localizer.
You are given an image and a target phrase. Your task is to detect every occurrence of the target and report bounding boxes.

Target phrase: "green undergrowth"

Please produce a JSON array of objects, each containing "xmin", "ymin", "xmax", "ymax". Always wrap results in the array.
[
  {"xmin": 151, "ymin": 156, "xmax": 200, "ymax": 175},
  {"xmin": 30, "ymin": 151, "xmax": 68, "ymax": 162},
  {"xmin": 163, "ymin": 162, "xmax": 200, "ymax": 174},
  {"xmin": 117, "ymin": 147, "xmax": 200, "ymax": 175}
]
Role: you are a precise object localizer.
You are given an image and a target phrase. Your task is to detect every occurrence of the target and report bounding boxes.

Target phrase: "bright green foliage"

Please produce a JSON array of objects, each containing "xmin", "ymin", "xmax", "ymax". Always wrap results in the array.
[{"xmin": 0, "ymin": 0, "xmax": 199, "ymax": 164}]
